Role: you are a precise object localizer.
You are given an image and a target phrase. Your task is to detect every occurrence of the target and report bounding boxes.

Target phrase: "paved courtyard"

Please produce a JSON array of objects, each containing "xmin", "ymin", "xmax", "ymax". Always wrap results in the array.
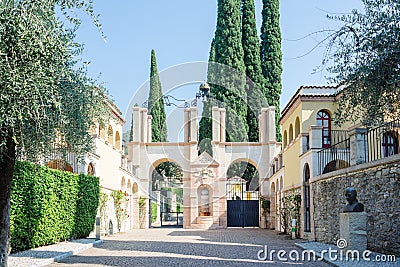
[{"xmin": 50, "ymin": 228, "xmax": 331, "ymax": 266}]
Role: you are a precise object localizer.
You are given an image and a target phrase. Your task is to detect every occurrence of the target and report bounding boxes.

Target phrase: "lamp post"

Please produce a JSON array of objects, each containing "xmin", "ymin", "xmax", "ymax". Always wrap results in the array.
[{"xmin": 196, "ymin": 82, "xmax": 210, "ymax": 102}]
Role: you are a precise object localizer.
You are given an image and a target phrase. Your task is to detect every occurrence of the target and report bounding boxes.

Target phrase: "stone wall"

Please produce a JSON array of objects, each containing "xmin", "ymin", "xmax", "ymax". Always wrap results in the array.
[{"xmin": 311, "ymin": 156, "xmax": 400, "ymax": 256}]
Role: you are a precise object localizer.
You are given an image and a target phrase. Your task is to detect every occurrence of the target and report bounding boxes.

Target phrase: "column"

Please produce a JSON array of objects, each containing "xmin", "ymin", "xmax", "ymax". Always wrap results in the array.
[
  {"xmin": 349, "ymin": 128, "xmax": 368, "ymax": 165},
  {"xmin": 212, "ymin": 107, "xmax": 221, "ymax": 143}
]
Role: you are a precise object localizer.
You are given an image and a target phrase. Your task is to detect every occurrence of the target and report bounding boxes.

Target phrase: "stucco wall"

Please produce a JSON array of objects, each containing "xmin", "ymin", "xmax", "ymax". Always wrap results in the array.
[{"xmin": 311, "ymin": 156, "xmax": 400, "ymax": 256}]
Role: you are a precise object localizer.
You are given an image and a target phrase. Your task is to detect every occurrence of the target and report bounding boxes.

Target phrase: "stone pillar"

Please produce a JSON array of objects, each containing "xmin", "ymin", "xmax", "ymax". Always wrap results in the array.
[
  {"xmin": 212, "ymin": 107, "xmax": 221, "ymax": 143},
  {"xmin": 340, "ymin": 212, "xmax": 367, "ymax": 254},
  {"xmin": 184, "ymin": 109, "xmax": 190, "ymax": 143},
  {"xmin": 220, "ymin": 108, "xmax": 226, "ymax": 143},
  {"xmin": 132, "ymin": 107, "xmax": 141, "ymax": 143},
  {"xmin": 132, "ymin": 196, "xmax": 140, "ymax": 229},
  {"xmin": 171, "ymin": 193, "xmax": 177, "ymax": 212},
  {"xmin": 349, "ymin": 128, "xmax": 368, "ymax": 165},
  {"xmin": 147, "ymin": 115, "xmax": 152, "ymax": 143},
  {"xmin": 141, "ymin": 109, "xmax": 148, "ymax": 143},
  {"xmin": 309, "ymin": 125, "xmax": 323, "ymax": 149},
  {"xmin": 183, "ymin": 170, "xmax": 191, "ymax": 228},
  {"xmin": 301, "ymin": 133, "xmax": 310, "ymax": 154},
  {"xmin": 259, "ymin": 108, "xmax": 268, "ymax": 143},
  {"xmin": 189, "ymin": 107, "xmax": 198, "ymax": 142},
  {"xmin": 266, "ymin": 107, "xmax": 276, "ymax": 142}
]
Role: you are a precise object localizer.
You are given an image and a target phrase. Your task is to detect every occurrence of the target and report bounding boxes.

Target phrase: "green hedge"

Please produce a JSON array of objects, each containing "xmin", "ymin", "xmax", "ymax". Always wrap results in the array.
[{"xmin": 10, "ymin": 161, "xmax": 100, "ymax": 253}]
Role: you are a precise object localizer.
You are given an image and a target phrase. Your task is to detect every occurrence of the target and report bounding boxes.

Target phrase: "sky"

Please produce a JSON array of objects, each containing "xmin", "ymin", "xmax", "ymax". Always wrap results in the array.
[{"xmin": 75, "ymin": 0, "xmax": 363, "ymax": 141}]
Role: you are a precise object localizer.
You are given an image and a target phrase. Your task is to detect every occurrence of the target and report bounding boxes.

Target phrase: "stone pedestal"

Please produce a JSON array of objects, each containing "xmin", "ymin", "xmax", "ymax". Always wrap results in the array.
[{"xmin": 339, "ymin": 212, "xmax": 367, "ymax": 253}]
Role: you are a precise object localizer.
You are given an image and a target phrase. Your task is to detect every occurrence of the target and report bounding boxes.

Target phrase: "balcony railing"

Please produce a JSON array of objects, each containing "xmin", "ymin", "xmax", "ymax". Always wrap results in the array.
[
  {"xmin": 362, "ymin": 118, "xmax": 400, "ymax": 163},
  {"xmin": 330, "ymin": 130, "xmax": 349, "ymax": 145},
  {"xmin": 317, "ymin": 138, "xmax": 350, "ymax": 175}
]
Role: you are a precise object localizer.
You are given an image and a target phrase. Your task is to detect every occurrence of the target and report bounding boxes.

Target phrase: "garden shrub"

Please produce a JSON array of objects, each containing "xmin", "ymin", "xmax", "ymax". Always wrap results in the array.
[{"xmin": 10, "ymin": 161, "xmax": 100, "ymax": 253}]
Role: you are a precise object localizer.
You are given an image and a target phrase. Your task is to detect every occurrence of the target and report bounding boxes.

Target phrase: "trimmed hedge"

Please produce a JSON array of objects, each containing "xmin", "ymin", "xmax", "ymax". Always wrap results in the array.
[{"xmin": 10, "ymin": 161, "xmax": 100, "ymax": 253}]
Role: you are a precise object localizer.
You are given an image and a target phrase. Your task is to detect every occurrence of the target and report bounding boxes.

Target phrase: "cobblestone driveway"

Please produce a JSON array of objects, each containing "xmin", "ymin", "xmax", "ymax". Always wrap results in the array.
[{"xmin": 50, "ymin": 228, "xmax": 331, "ymax": 266}]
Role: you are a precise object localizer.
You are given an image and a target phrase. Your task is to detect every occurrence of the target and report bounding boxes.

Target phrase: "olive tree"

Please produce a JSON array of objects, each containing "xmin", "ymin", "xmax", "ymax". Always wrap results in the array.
[
  {"xmin": 325, "ymin": 0, "xmax": 400, "ymax": 125},
  {"xmin": 0, "ymin": 1, "xmax": 108, "ymax": 266}
]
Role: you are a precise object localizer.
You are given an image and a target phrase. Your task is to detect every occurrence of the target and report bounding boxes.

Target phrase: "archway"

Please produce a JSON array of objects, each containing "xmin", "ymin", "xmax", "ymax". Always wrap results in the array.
[
  {"xmin": 303, "ymin": 163, "xmax": 311, "ymax": 233},
  {"xmin": 151, "ymin": 159, "xmax": 183, "ymax": 227},
  {"xmin": 226, "ymin": 160, "xmax": 260, "ymax": 192},
  {"xmin": 226, "ymin": 160, "xmax": 260, "ymax": 227},
  {"xmin": 322, "ymin": 159, "xmax": 349, "ymax": 174}
]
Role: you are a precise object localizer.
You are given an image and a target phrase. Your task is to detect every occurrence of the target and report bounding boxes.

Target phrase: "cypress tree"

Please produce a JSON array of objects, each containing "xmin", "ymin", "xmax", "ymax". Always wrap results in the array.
[
  {"xmin": 148, "ymin": 49, "xmax": 167, "ymax": 142},
  {"xmin": 260, "ymin": 0, "xmax": 282, "ymax": 141},
  {"xmin": 212, "ymin": 0, "xmax": 248, "ymax": 142},
  {"xmin": 198, "ymin": 39, "xmax": 215, "ymax": 155},
  {"xmin": 242, "ymin": 0, "xmax": 268, "ymax": 142}
]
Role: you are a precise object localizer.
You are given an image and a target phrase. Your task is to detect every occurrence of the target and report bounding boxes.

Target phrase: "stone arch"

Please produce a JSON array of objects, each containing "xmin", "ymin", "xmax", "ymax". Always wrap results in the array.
[
  {"xmin": 150, "ymin": 158, "xmax": 183, "ymax": 192},
  {"xmin": 115, "ymin": 131, "xmax": 121, "ymax": 150},
  {"xmin": 295, "ymin": 117, "xmax": 300, "ymax": 137},
  {"xmin": 289, "ymin": 124, "xmax": 294, "ymax": 144},
  {"xmin": 322, "ymin": 159, "xmax": 349, "ymax": 174},
  {"xmin": 108, "ymin": 125, "xmax": 114, "ymax": 145},
  {"xmin": 226, "ymin": 158, "xmax": 260, "ymax": 191},
  {"xmin": 279, "ymin": 176, "xmax": 283, "ymax": 191}
]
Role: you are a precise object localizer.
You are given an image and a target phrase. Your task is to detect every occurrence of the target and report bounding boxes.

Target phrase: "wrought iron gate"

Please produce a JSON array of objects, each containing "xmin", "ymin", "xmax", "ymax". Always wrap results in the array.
[{"xmin": 226, "ymin": 177, "xmax": 259, "ymax": 227}]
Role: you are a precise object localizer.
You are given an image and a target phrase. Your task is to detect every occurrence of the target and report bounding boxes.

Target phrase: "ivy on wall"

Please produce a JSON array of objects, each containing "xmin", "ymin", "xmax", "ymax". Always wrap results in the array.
[
  {"xmin": 10, "ymin": 161, "xmax": 100, "ymax": 253},
  {"xmin": 111, "ymin": 190, "xmax": 129, "ymax": 232}
]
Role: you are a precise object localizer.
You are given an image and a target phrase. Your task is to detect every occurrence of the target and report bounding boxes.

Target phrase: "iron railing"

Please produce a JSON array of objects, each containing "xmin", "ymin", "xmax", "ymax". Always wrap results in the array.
[
  {"xmin": 362, "ymin": 118, "xmax": 400, "ymax": 163},
  {"xmin": 330, "ymin": 130, "xmax": 349, "ymax": 145},
  {"xmin": 160, "ymin": 212, "xmax": 183, "ymax": 227},
  {"xmin": 317, "ymin": 138, "xmax": 351, "ymax": 175}
]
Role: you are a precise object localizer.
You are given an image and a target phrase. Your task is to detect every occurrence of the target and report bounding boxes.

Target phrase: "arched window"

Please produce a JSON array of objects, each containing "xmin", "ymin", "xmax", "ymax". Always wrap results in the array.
[
  {"xmin": 99, "ymin": 125, "xmax": 106, "ymax": 139},
  {"xmin": 289, "ymin": 124, "xmax": 294, "ymax": 143},
  {"xmin": 295, "ymin": 117, "xmax": 300, "ymax": 137},
  {"xmin": 87, "ymin": 163, "xmax": 95, "ymax": 175},
  {"xmin": 108, "ymin": 125, "xmax": 114, "ymax": 145},
  {"xmin": 382, "ymin": 131, "xmax": 399, "ymax": 158},
  {"xmin": 115, "ymin": 131, "xmax": 121, "ymax": 150},
  {"xmin": 283, "ymin": 130, "xmax": 288, "ymax": 148},
  {"xmin": 317, "ymin": 110, "xmax": 331, "ymax": 148}
]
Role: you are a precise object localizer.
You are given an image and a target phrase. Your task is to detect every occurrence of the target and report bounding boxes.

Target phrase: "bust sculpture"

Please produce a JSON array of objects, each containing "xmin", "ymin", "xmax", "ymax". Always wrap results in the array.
[{"xmin": 343, "ymin": 187, "xmax": 364, "ymax": 212}]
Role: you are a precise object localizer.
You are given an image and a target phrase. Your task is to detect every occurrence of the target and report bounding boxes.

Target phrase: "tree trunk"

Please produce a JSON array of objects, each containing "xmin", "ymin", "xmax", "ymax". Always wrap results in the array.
[{"xmin": 0, "ymin": 134, "xmax": 16, "ymax": 267}]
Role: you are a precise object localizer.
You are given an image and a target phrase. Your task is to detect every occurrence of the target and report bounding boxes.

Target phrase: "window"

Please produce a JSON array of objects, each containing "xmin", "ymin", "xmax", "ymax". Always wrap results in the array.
[
  {"xmin": 382, "ymin": 131, "xmax": 399, "ymax": 158},
  {"xmin": 283, "ymin": 130, "xmax": 288, "ymax": 148},
  {"xmin": 317, "ymin": 110, "xmax": 331, "ymax": 148},
  {"xmin": 295, "ymin": 117, "xmax": 300, "ymax": 137},
  {"xmin": 87, "ymin": 163, "xmax": 95, "ymax": 175}
]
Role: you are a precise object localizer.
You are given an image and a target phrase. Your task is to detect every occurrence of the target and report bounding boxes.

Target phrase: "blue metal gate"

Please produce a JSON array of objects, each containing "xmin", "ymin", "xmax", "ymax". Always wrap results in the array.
[
  {"xmin": 227, "ymin": 200, "xmax": 259, "ymax": 227},
  {"xmin": 226, "ymin": 177, "xmax": 259, "ymax": 227}
]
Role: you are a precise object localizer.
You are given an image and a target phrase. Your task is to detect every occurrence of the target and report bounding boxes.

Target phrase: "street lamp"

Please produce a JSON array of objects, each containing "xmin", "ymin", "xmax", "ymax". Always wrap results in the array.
[{"xmin": 196, "ymin": 82, "xmax": 210, "ymax": 102}]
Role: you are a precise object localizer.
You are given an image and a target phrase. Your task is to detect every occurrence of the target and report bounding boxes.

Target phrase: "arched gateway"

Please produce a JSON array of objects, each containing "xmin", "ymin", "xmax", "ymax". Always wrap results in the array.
[{"xmin": 127, "ymin": 106, "xmax": 278, "ymax": 229}]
